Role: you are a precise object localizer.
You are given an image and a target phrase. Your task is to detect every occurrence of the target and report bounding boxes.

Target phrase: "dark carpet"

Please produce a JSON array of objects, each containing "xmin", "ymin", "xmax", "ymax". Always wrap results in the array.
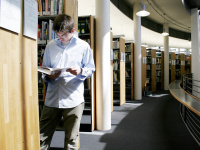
[{"xmin": 50, "ymin": 90, "xmax": 200, "ymax": 150}]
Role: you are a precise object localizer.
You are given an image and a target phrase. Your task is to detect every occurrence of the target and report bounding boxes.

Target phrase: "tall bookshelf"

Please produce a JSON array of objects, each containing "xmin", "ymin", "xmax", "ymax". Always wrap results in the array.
[
  {"xmin": 185, "ymin": 54, "xmax": 191, "ymax": 74},
  {"xmin": 110, "ymin": 32, "xmax": 114, "ymax": 112},
  {"xmin": 125, "ymin": 42, "xmax": 134, "ymax": 100},
  {"xmin": 142, "ymin": 46, "xmax": 147, "ymax": 95},
  {"xmin": 146, "ymin": 49, "xmax": 156, "ymax": 92},
  {"xmin": 180, "ymin": 54, "xmax": 185, "ymax": 79},
  {"xmin": 113, "ymin": 37, "xmax": 126, "ymax": 105},
  {"xmin": 170, "ymin": 52, "xmax": 176, "ymax": 83},
  {"xmin": 156, "ymin": 50, "xmax": 164, "ymax": 90},
  {"xmin": 78, "ymin": 15, "xmax": 96, "ymax": 131},
  {"xmin": 175, "ymin": 54, "xmax": 181, "ymax": 80}
]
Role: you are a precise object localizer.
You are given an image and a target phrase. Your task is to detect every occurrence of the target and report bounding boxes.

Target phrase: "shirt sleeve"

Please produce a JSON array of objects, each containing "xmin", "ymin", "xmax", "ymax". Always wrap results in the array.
[{"xmin": 77, "ymin": 44, "xmax": 95, "ymax": 80}]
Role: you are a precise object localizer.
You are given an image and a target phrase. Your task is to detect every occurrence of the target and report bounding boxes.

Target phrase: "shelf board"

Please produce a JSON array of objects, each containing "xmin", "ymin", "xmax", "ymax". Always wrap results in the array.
[{"xmin": 38, "ymin": 15, "xmax": 57, "ymax": 20}]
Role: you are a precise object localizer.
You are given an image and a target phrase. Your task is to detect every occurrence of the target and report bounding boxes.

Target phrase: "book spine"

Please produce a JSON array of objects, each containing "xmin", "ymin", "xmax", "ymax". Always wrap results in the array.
[
  {"xmin": 45, "ymin": 0, "xmax": 48, "ymax": 15},
  {"xmin": 48, "ymin": 0, "xmax": 51, "ymax": 15},
  {"xmin": 49, "ymin": 19, "xmax": 52, "ymax": 40},
  {"xmin": 51, "ymin": 0, "xmax": 54, "ymax": 15},
  {"xmin": 42, "ymin": 0, "xmax": 45, "ymax": 15},
  {"xmin": 59, "ymin": 0, "xmax": 63, "ymax": 14},
  {"xmin": 57, "ymin": 0, "xmax": 59, "ymax": 15},
  {"xmin": 54, "ymin": 0, "xmax": 57, "ymax": 15}
]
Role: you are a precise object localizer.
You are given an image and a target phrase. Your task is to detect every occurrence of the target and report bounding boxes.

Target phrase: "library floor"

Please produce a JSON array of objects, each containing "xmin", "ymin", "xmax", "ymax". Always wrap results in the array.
[{"xmin": 50, "ymin": 91, "xmax": 200, "ymax": 150}]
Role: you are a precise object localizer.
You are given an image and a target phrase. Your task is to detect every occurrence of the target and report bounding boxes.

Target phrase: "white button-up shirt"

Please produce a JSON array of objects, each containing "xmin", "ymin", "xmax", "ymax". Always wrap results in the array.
[{"xmin": 42, "ymin": 36, "xmax": 95, "ymax": 108}]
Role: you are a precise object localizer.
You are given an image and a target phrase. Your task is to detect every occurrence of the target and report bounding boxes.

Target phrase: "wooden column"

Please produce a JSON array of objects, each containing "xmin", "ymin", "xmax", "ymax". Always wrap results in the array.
[
  {"xmin": 180, "ymin": 54, "xmax": 185, "ymax": 79},
  {"xmin": 171, "ymin": 52, "xmax": 176, "ymax": 82},
  {"xmin": 161, "ymin": 51, "xmax": 164, "ymax": 90},
  {"xmin": 142, "ymin": 46, "xmax": 146, "ymax": 95},
  {"xmin": 110, "ymin": 32, "xmax": 113, "ymax": 112},
  {"xmin": 119, "ymin": 38, "xmax": 126, "ymax": 105},
  {"xmin": 131, "ymin": 43, "xmax": 134, "ymax": 99},
  {"xmin": 151, "ymin": 49, "xmax": 156, "ymax": 92}
]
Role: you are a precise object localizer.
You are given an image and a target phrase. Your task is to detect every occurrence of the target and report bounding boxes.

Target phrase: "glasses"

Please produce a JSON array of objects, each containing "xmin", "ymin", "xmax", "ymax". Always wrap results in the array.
[{"xmin": 56, "ymin": 31, "xmax": 69, "ymax": 38}]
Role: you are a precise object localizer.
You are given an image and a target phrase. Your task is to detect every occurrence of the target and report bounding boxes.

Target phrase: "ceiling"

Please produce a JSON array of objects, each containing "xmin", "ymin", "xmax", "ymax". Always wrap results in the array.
[{"xmin": 78, "ymin": 0, "xmax": 200, "ymax": 50}]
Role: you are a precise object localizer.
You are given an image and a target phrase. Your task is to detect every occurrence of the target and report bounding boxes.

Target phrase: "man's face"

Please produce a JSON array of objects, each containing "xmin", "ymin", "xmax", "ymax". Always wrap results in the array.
[{"xmin": 56, "ymin": 28, "xmax": 75, "ymax": 43}]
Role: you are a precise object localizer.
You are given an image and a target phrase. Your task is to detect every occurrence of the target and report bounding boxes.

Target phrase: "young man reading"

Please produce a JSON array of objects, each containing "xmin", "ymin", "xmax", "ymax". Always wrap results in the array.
[{"xmin": 40, "ymin": 14, "xmax": 95, "ymax": 150}]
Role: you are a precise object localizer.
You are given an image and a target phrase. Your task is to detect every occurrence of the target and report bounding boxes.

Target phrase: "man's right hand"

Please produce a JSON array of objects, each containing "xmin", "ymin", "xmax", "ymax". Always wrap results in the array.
[{"xmin": 47, "ymin": 71, "xmax": 61, "ymax": 80}]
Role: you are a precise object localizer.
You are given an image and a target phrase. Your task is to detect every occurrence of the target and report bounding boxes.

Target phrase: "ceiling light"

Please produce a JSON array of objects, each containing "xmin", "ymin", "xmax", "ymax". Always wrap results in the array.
[
  {"xmin": 136, "ymin": 3, "xmax": 150, "ymax": 17},
  {"xmin": 162, "ymin": 28, "xmax": 169, "ymax": 36},
  {"xmin": 161, "ymin": 14, "xmax": 169, "ymax": 36}
]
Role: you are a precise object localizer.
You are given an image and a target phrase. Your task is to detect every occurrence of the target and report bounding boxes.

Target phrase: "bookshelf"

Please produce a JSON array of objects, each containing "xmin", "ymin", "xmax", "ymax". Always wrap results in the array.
[
  {"xmin": 125, "ymin": 42, "xmax": 134, "ymax": 100},
  {"xmin": 110, "ymin": 32, "xmax": 114, "ymax": 112},
  {"xmin": 113, "ymin": 37, "xmax": 126, "ymax": 105},
  {"xmin": 78, "ymin": 15, "xmax": 96, "ymax": 131},
  {"xmin": 170, "ymin": 52, "xmax": 176, "ymax": 83},
  {"xmin": 185, "ymin": 54, "xmax": 191, "ymax": 74},
  {"xmin": 175, "ymin": 54, "xmax": 181, "ymax": 80},
  {"xmin": 142, "ymin": 46, "xmax": 147, "ymax": 95},
  {"xmin": 38, "ymin": 15, "xmax": 58, "ymax": 105},
  {"xmin": 180, "ymin": 54, "xmax": 185, "ymax": 79},
  {"xmin": 146, "ymin": 49, "xmax": 156, "ymax": 92},
  {"xmin": 156, "ymin": 50, "xmax": 164, "ymax": 90}
]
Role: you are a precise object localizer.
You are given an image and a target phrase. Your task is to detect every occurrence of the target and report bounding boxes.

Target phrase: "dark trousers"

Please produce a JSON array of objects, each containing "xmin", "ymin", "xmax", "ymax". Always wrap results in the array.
[{"xmin": 40, "ymin": 103, "xmax": 84, "ymax": 150}]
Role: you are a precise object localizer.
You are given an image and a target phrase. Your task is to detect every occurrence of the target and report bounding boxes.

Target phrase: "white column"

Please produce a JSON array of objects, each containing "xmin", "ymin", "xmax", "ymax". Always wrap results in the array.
[
  {"xmin": 95, "ymin": 0, "xmax": 111, "ymax": 130},
  {"xmin": 191, "ymin": 8, "xmax": 200, "ymax": 81},
  {"xmin": 163, "ymin": 24, "xmax": 169, "ymax": 90},
  {"xmin": 133, "ymin": 3, "xmax": 142, "ymax": 100}
]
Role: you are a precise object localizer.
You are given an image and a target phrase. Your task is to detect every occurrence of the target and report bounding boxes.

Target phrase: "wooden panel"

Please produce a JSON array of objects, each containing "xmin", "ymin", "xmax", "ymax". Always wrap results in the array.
[
  {"xmin": 63, "ymin": 0, "xmax": 78, "ymax": 31},
  {"xmin": 90, "ymin": 16, "xmax": 95, "ymax": 131},
  {"xmin": 180, "ymin": 54, "xmax": 185, "ymax": 80},
  {"xmin": 171, "ymin": 52, "xmax": 176, "ymax": 82},
  {"xmin": 141, "ymin": 46, "xmax": 146, "ymax": 94},
  {"xmin": 0, "ymin": 1, "xmax": 40, "ymax": 149},
  {"xmin": 110, "ymin": 32, "xmax": 113, "ymax": 112},
  {"xmin": 119, "ymin": 38, "xmax": 125, "ymax": 105},
  {"xmin": 131, "ymin": 43, "xmax": 134, "ymax": 99},
  {"xmin": 151, "ymin": 50, "xmax": 156, "ymax": 92},
  {"xmin": 0, "ymin": 29, "xmax": 25, "ymax": 150},
  {"xmin": 23, "ymin": 37, "xmax": 40, "ymax": 150},
  {"xmin": 161, "ymin": 51, "xmax": 164, "ymax": 90}
]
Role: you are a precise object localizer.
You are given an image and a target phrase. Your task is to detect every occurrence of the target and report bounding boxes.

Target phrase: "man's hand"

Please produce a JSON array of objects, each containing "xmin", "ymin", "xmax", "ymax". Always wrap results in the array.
[
  {"xmin": 47, "ymin": 71, "xmax": 61, "ymax": 80},
  {"xmin": 66, "ymin": 66, "xmax": 82, "ymax": 76}
]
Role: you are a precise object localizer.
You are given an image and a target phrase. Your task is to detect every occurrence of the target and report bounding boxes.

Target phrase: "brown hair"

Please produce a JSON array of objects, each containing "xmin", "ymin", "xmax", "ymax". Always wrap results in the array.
[{"xmin": 53, "ymin": 14, "xmax": 74, "ymax": 33}]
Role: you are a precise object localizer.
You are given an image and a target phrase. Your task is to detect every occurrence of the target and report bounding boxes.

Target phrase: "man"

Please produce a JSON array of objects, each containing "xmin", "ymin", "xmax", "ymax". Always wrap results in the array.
[{"xmin": 40, "ymin": 14, "xmax": 95, "ymax": 150}]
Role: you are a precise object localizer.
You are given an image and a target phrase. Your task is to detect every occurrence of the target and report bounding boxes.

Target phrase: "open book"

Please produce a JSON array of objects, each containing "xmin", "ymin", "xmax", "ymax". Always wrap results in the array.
[{"xmin": 38, "ymin": 66, "xmax": 69, "ymax": 75}]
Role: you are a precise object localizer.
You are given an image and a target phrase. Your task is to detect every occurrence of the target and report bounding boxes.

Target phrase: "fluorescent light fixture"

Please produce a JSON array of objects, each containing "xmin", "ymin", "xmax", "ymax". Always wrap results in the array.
[{"xmin": 136, "ymin": 4, "xmax": 150, "ymax": 17}]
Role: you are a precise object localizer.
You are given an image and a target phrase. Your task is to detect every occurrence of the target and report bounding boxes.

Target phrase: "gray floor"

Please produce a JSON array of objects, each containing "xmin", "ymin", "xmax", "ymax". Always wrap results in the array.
[{"xmin": 50, "ymin": 91, "xmax": 200, "ymax": 150}]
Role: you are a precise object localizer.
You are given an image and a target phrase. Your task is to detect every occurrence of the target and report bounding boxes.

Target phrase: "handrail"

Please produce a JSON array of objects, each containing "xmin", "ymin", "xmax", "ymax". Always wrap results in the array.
[{"xmin": 181, "ymin": 73, "xmax": 200, "ymax": 100}]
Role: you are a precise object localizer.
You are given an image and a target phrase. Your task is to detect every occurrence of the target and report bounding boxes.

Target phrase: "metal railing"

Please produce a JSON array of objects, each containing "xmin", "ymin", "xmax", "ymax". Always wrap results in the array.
[{"xmin": 181, "ymin": 73, "xmax": 200, "ymax": 99}]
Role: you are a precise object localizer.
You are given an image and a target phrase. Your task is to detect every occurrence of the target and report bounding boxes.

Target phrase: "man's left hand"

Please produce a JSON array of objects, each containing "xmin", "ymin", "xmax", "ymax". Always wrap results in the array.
[{"xmin": 66, "ymin": 66, "xmax": 82, "ymax": 76}]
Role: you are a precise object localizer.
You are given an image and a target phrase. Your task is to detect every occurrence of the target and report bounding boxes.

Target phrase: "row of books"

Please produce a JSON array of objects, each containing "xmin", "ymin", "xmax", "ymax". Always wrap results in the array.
[
  {"xmin": 125, "ymin": 45, "xmax": 131, "ymax": 52},
  {"xmin": 113, "ymin": 72, "xmax": 118, "ymax": 82},
  {"xmin": 125, "ymin": 53, "xmax": 131, "ymax": 61},
  {"xmin": 78, "ymin": 21, "xmax": 90, "ymax": 34},
  {"xmin": 113, "ymin": 61, "xmax": 119, "ymax": 70},
  {"xmin": 113, "ymin": 41, "xmax": 119, "ymax": 49},
  {"xmin": 38, "ymin": 0, "xmax": 63, "ymax": 16},
  {"xmin": 38, "ymin": 19, "xmax": 57, "ymax": 41},
  {"xmin": 113, "ymin": 51, "xmax": 119, "ymax": 59},
  {"xmin": 156, "ymin": 58, "xmax": 161, "ymax": 63}
]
